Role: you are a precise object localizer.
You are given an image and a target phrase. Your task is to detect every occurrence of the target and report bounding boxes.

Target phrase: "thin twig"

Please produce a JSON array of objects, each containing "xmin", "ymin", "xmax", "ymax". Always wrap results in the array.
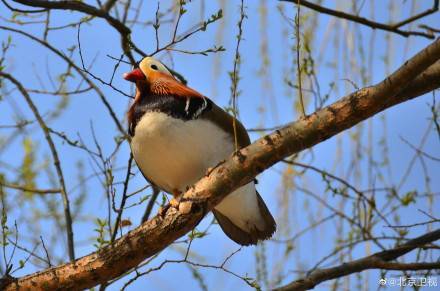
[
  {"xmin": 0, "ymin": 72, "xmax": 76, "ymax": 261},
  {"xmin": 0, "ymin": 181, "xmax": 61, "ymax": 194},
  {"xmin": 110, "ymin": 155, "xmax": 133, "ymax": 243},
  {"xmin": 295, "ymin": 0, "xmax": 306, "ymax": 117},
  {"xmin": 39, "ymin": 236, "xmax": 52, "ymax": 267},
  {"xmin": 281, "ymin": 0, "xmax": 438, "ymax": 39},
  {"xmin": 0, "ymin": 25, "xmax": 128, "ymax": 138},
  {"xmin": 141, "ymin": 185, "xmax": 160, "ymax": 223},
  {"xmin": 230, "ymin": 0, "xmax": 246, "ymax": 152},
  {"xmin": 77, "ymin": 22, "xmax": 133, "ymax": 99}
]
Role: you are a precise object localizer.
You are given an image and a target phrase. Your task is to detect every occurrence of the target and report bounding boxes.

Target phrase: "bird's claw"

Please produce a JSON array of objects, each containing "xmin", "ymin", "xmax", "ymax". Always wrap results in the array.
[
  {"xmin": 158, "ymin": 196, "xmax": 181, "ymax": 218},
  {"xmin": 170, "ymin": 197, "xmax": 181, "ymax": 208}
]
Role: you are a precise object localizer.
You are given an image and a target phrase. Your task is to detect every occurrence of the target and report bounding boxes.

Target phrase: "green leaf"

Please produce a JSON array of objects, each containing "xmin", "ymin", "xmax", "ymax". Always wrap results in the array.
[{"xmin": 401, "ymin": 191, "xmax": 416, "ymax": 206}]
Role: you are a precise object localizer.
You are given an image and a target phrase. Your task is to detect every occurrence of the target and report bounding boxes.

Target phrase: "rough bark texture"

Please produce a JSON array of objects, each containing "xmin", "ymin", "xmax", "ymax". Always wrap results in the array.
[{"xmin": 4, "ymin": 38, "xmax": 440, "ymax": 290}]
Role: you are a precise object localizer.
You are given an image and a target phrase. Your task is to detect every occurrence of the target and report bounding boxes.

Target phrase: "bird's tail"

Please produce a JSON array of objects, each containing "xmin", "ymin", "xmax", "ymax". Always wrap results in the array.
[{"xmin": 212, "ymin": 183, "xmax": 276, "ymax": 246}]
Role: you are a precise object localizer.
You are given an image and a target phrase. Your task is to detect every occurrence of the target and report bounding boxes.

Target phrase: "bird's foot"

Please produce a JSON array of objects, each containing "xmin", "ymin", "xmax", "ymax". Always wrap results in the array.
[
  {"xmin": 170, "ymin": 196, "xmax": 181, "ymax": 208},
  {"xmin": 158, "ymin": 192, "xmax": 182, "ymax": 217}
]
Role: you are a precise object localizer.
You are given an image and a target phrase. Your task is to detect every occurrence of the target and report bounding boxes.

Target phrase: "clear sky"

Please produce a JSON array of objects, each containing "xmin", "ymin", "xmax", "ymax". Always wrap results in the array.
[{"xmin": 0, "ymin": 0, "xmax": 439, "ymax": 290}]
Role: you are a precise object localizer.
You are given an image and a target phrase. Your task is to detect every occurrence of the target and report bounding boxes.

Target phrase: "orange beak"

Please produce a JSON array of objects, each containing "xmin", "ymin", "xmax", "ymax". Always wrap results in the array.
[{"xmin": 123, "ymin": 68, "xmax": 145, "ymax": 82}]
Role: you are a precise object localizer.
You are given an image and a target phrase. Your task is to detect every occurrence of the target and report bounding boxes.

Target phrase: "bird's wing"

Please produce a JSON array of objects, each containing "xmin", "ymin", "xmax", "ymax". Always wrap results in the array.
[
  {"xmin": 151, "ymin": 72, "xmax": 251, "ymax": 147},
  {"xmin": 130, "ymin": 73, "xmax": 276, "ymax": 244},
  {"xmin": 201, "ymin": 101, "xmax": 251, "ymax": 149},
  {"xmin": 201, "ymin": 103, "xmax": 276, "ymax": 245}
]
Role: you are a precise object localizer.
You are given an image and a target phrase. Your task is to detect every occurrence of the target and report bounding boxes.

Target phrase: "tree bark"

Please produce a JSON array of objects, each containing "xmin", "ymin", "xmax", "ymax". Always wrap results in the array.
[{"xmin": 3, "ymin": 38, "xmax": 440, "ymax": 291}]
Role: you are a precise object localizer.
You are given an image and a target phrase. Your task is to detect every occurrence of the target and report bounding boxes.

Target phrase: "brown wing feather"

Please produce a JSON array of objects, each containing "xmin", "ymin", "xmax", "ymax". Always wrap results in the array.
[
  {"xmin": 203, "ymin": 104, "xmax": 276, "ymax": 245},
  {"xmin": 149, "ymin": 72, "xmax": 250, "ymax": 147},
  {"xmin": 202, "ymin": 101, "xmax": 251, "ymax": 149}
]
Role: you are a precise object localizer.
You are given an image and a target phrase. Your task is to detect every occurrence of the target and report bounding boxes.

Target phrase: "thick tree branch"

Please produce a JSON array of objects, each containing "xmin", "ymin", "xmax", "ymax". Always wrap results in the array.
[
  {"xmin": 274, "ymin": 229, "xmax": 440, "ymax": 291},
  {"xmin": 282, "ymin": 0, "xmax": 439, "ymax": 39},
  {"xmin": 3, "ymin": 38, "xmax": 440, "ymax": 291}
]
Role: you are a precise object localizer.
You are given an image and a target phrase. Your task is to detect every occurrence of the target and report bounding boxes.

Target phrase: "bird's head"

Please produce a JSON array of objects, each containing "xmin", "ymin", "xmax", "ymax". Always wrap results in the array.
[
  {"xmin": 123, "ymin": 57, "xmax": 172, "ymax": 83},
  {"xmin": 123, "ymin": 57, "xmax": 203, "ymax": 100},
  {"xmin": 125, "ymin": 57, "xmax": 206, "ymax": 135}
]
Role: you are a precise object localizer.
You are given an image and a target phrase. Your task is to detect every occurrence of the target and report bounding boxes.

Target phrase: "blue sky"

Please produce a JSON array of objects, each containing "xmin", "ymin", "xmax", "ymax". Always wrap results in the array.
[{"xmin": 1, "ymin": 0, "xmax": 439, "ymax": 290}]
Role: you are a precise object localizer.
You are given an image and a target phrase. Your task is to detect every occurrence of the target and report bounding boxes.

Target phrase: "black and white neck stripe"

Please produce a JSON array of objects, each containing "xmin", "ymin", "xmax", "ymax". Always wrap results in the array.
[{"xmin": 129, "ymin": 95, "xmax": 212, "ymax": 136}]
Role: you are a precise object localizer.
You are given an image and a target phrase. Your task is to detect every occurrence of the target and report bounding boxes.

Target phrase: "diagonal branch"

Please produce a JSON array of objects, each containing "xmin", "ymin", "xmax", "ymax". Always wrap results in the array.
[
  {"xmin": 12, "ymin": 0, "xmax": 129, "ymax": 35},
  {"xmin": 281, "ymin": 0, "xmax": 439, "ymax": 39},
  {"xmin": 3, "ymin": 38, "xmax": 440, "ymax": 291},
  {"xmin": 1, "ymin": 0, "xmax": 46, "ymax": 13},
  {"xmin": 11, "ymin": 0, "xmax": 142, "ymax": 64},
  {"xmin": 0, "ymin": 25, "xmax": 128, "ymax": 138},
  {"xmin": 393, "ymin": 0, "xmax": 439, "ymax": 28},
  {"xmin": 274, "ymin": 229, "xmax": 440, "ymax": 291}
]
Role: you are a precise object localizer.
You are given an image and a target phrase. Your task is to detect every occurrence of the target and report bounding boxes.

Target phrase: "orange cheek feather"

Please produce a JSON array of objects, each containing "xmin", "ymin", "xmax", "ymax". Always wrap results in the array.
[{"xmin": 150, "ymin": 71, "xmax": 205, "ymax": 99}]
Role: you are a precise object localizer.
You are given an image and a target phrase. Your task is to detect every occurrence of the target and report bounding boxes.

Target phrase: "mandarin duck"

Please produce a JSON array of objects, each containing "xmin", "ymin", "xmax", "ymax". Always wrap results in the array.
[{"xmin": 124, "ymin": 57, "xmax": 276, "ymax": 245}]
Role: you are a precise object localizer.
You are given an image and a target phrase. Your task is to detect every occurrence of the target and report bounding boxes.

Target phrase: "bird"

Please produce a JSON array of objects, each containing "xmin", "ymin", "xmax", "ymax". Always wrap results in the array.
[{"xmin": 124, "ymin": 57, "xmax": 276, "ymax": 245}]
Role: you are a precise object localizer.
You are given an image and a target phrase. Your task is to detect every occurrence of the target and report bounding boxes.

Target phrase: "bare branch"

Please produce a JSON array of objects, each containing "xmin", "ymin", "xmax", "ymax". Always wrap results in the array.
[
  {"xmin": 1, "ymin": 0, "xmax": 46, "ymax": 13},
  {"xmin": 0, "ymin": 25, "xmax": 128, "ymax": 138},
  {"xmin": 274, "ymin": 229, "xmax": 440, "ymax": 291},
  {"xmin": 281, "ymin": 0, "xmax": 438, "ymax": 39},
  {"xmin": 0, "ymin": 72, "xmax": 76, "ymax": 261},
  {"xmin": 12, "ymin": 0, "xmax": 130, "ymax": 35},
  {"xmin": 0, "ymin": 181, "xmax": 61, "ymax": 194},
  {"xmin": 110, "ymin": 155, "xmax": 133, "ymax": 243},
  {"xmin": 141, "ymin": 185, "xmax": 160, "ymax": 223}
]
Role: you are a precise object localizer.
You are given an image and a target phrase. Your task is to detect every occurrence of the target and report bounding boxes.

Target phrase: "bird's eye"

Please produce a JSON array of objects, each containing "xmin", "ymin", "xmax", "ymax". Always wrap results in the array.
[{"xmin": 151, "ymin": 64, "xmax": 158, "ymax": 70}]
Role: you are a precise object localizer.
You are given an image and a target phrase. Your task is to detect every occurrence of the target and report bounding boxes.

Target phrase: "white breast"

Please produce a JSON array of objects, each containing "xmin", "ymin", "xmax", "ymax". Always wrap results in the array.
[
  {"xmin": 130, "ymin": 112, "xmax": 234, "ymax": 193},
  {"xmin": 131, "ymin": 111, "xmax": 265, "ymax": 232}
]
